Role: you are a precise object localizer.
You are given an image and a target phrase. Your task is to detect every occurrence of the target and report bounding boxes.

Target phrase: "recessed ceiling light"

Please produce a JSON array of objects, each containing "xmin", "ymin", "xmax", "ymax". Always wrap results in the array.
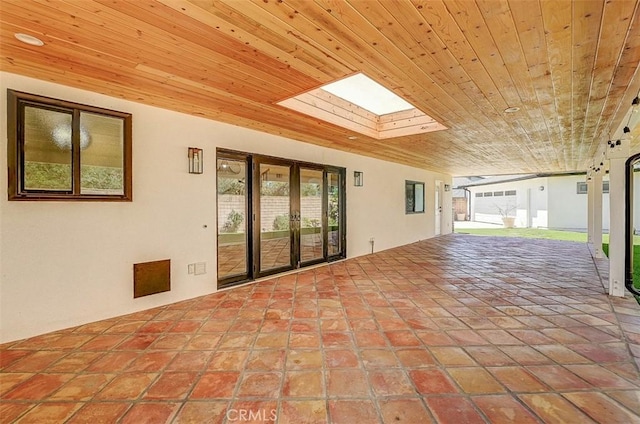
[
  {"xmin": 14, "ymin": 33, "xmax": 44, "ymax": 46},
  {"xmin": 504, "ymin": 107, "xmax": 520, "ymax": 113},
  {"xmin": 347, "ymin": 136, "xmax": 358, "ymax": 140}
]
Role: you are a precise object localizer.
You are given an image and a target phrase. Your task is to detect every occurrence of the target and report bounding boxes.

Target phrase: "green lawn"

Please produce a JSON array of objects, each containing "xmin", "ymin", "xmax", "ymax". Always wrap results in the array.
[
  {"xmin": 454, "ymin": 226, "xmax": 640, "ymax": 245},
  {"xmin": 454, "ymin": 226, "xmax": 640, "ymax": 294},
  {"xmin": 454, "ymin": 227, "xmax": 589, "ymax": 242}
]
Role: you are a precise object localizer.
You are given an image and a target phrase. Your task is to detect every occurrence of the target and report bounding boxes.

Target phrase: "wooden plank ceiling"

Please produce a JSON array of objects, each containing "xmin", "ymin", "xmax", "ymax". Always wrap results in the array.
[{"xmin": 1, "ymin": 0, "xmax": 640, "ymax": 176}]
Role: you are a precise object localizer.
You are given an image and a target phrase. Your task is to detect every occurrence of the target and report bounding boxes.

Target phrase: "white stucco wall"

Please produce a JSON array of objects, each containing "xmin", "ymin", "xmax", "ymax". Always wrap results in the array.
[
  {"xmin": 466, "ymin": 173, "xmax": 640, "ymax": 231},
  {"xmin": 546, "ymin": 175, "xmax": 610, "ymax": 231},
  {"xmin": 469, "ymin": 178, "xmax": 548, "ymax": 228},
  {"xmin": 0, "ymin": 73, "xmax": 452, "ymax": 342}
]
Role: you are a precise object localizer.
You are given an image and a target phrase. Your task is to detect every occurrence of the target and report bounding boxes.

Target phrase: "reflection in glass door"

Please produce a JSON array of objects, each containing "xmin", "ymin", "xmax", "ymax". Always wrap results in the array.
[
  {"xmin": 300, "ymin": 168, "xmax": 324, "ymax": 264},
  {"xmin": 259, "ymin": 163, "xmax": 293, "ymax": 273},
  {"xmin": 217, "ymin": 157, "xmax": 248, "ymax": 283}
]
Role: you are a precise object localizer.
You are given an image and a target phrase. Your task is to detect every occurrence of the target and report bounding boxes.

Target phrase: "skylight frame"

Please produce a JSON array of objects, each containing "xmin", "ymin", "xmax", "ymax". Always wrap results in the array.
[{"xmin": 277, "ymin": 73, "xmax": 447, "ymax": 140}]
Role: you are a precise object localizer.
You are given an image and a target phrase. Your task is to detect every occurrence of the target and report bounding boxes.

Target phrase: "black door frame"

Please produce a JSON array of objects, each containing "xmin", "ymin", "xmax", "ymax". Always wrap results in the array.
[
  {"xmin": 253, "ymin": 155, "xmax": 296, "ymax": 279},
  {"xmin": 217, "ymin": 149, "xmax": 346, "ymax": 288},
  {"xmin": 325, "ymin": 166, "xmax": 347, "ymax": 262}
]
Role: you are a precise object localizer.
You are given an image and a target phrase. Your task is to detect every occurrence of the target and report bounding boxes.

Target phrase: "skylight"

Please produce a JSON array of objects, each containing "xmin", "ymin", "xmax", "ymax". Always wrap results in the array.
[
  {"xmin": 277, "ymin": 73, "xmax": 447, "ymax": 139},
  {"xmin": 322, "ymin": 73, "xmax": 414, "ymax": 115}
]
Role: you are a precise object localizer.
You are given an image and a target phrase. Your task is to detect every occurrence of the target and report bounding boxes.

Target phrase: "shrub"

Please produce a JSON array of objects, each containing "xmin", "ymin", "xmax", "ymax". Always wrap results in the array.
[
  {"xmin": 221, "ymin": 210, "xmax": 244, "ymax": 233},
  {"xmin": 272, "ymin": 214, "xmax": 290, "ymax": 231}
]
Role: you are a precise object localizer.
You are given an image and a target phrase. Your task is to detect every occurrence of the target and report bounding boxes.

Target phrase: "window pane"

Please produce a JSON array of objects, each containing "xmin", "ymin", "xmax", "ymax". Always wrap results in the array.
[
  {"xmin": 300, "ymin": 168, "xmax": 324, "ymax": 262},
  {"xmin": 405, "ymin": 181, "xmax": 425, "ymax": 214},
  {"xmin": 328, "ymin": 172, "xmax": 342, "ymax": 256},
  {"xmin": 414, "ymin": 183, "xmax": 424, "ymax": 212},
  {"xmin": 260, "ymin": 163, "xmax": 291, "ymax": 271},
  {"xmin": 80, "ymin": 112, "xmax": 125, "ymax": 195},
  {"xmin": 23, "ymin": 106, "xmax": 73, "ymax": 191},
  {"xmin": 576, "ymin": 182, "xmax": 587, "ymax": 194},
  {"xmin": 405, "ymin": 182, "xmax": 415, "ymax": 213},
  {"xmin": 217, "ymin": 158, "xmax": 248, "ymax": 280}
]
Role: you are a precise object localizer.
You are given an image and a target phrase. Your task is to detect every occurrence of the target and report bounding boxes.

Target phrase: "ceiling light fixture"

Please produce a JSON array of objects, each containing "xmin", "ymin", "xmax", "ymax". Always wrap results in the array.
[
  {"xmin": 504, "ymin": 107, "xmax": 520, "ymax": 113},
  {"xmin": 347, "ymin": 136, "xmax": 358, "ymax": 140},
  {"xmin": 14, "ymin": 33, "xmax": 44, "ymax": 46}
]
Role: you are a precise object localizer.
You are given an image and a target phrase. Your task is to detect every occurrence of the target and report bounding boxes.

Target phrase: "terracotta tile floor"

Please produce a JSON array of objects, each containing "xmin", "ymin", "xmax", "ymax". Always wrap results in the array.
[{"xmin": 2, "ymin": 235, "xmax": 640, "ymax": 423}]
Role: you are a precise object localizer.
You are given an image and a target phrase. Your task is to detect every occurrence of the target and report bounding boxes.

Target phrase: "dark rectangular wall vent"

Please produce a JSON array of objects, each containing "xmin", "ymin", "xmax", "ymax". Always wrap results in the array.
[{"xmin": 133, "ymin": 259, "xmax": 171, "ymax": 298}]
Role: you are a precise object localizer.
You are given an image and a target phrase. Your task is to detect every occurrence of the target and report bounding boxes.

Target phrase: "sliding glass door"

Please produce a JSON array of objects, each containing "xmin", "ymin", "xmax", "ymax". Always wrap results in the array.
[
  {"xmin": 217, "ymin": 150, "xmax": 346, "ymax": 288},
  {"xmin": 216, "ymin": 154, "xmax": 250, "ymax": 284},
  {"xmin": 327, "ymin": 169, "xmax": 344, "ymax": 260},
  {"xmin": 257, "ymin": 160, "xmax": 294, "ymax": 274},
  {"xmin": 300, "ymin": 167, "xmax": 324, "ymax": 265}
]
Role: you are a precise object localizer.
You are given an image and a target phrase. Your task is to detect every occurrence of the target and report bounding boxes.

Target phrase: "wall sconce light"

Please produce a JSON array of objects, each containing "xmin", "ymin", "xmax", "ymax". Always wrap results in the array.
[
  {"xmin": 444, "ymin": 184, "xmax": 451, "ymax": 192},
  {"xmin": 188, "ymin": 147, "xmax": 203, "ymax": 174},
  {"xmin": 354, "ymin": 171, "xmax": 363, "ymax": 186}
]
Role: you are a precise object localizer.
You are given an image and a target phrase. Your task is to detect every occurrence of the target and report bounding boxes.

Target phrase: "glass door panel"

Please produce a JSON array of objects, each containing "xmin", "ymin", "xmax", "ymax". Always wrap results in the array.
[
  {"xmin": 327, "ymin": 171, "xmax": 343, "ymax": 257},
  {"xmin": 217, "ymin": 149, "xmax": 345, "ymax": 285},
  {"xmin": 217, "ymin": 157, "xmax": 248, "ymax": 283},
  {"xmin": 300, "ymin": 168, "xmax": 324, "ymax": 263},
  {"xmin": 259, "ymin": 163, "xmax": 293, "ymax": 272}
]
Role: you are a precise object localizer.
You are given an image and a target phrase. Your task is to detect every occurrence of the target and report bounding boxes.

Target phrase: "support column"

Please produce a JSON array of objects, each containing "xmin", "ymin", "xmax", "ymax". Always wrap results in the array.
[
  {"xmin": 587, "ymin": 176, "xmax": 594, "ymax": 244},
  {"xmin": 592, "ymin": 168, "xmax": 604, "ymax": 258},
  {"xmin": 608, "ymin": 139, "xmax": 630, "ymax": 297}
]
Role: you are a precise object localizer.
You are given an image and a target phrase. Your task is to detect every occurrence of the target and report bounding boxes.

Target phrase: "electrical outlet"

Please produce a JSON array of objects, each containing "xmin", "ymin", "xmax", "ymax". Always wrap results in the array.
[
  {"xmin": 195, "ymin": 262, "xmax": 206, "ymax": 275},
  {"xmin": 188, "ymin": 264, "xmax": 195, "ymax": 274}
]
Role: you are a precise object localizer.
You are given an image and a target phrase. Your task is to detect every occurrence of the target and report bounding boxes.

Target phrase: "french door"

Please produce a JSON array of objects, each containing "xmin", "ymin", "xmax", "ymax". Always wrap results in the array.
[{"xmin": 217, "ymin": 150, "xmax": 346, "ymax": 288}]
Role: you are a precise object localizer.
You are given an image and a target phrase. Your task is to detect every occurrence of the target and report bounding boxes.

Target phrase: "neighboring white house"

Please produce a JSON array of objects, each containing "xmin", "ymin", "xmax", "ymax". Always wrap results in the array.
[{"xmin": 456, "ymin": 173, "xmax": 640, "ymax": 231}]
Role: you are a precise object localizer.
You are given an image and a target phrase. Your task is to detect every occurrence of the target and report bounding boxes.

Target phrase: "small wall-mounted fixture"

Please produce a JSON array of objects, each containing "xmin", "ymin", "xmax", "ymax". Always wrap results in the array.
[
  {"xmin": 444, "ymin": 184, "xmax": 451, "ymax": 192},
  {"xmin": 538, "ymin": 185, "xmax": 545, "ymax": 191},
  {"xmin": 188, "ymin": 147, "xmax": 203, "ymax": 174},
  {"xmin": 354, "ymin": 171, "xmax": 363, "ymax": 186}
]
